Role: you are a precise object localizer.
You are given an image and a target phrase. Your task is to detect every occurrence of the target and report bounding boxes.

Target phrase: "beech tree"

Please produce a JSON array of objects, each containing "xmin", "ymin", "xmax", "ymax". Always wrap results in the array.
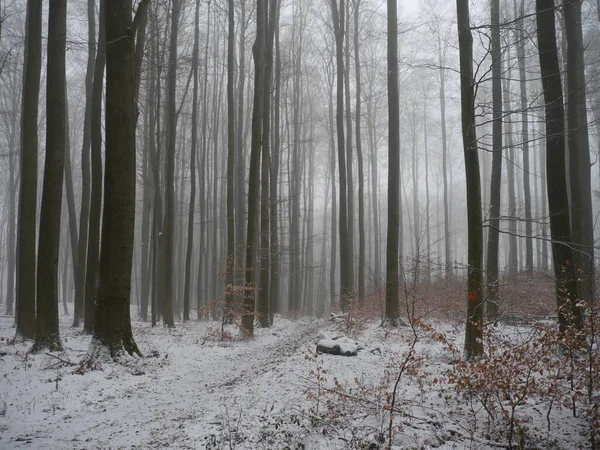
[
  {"xmin": 457, "ymin": 0, "xmax": 484, "ymax": 358},
  {"xmin": 32, "ymin": 0, "xmax": 67, "ymax": 352},
  {"xmin": 536, "ymin": 0, "xmax": 581, "ymax": 331},
  {"xmin": 15, "ymin": 0, "xmax": 42, "ymax": 341},
  {"xmin": 91, "ymin": 0, "xmax": 141, "ymax": 357},
  {"xmin": 385, "ymin": 0, "xmax": 401, "ymax": 325}
]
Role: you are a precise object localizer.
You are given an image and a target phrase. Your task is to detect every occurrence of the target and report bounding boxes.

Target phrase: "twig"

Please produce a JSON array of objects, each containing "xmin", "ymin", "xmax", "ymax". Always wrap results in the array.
[{"xmin": 45, "ymin": 353, "xmax": 76, "ymax": 366}]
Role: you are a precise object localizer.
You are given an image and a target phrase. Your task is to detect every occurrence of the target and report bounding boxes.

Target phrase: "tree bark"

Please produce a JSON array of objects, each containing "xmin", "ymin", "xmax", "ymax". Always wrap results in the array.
[
  {"xmin": 32, "ymin": 0, "xmax": 67, "ymax": 353},
  {"xmin": 163, "ymin": 0, "xmax": 180, "ymax": 328},
  {"xmin": 242, "ymin": 0, "xmax": 267, "ymax": 335},
  {"xmin": 354, "ymin": 0, "xmax": 365, "ymax": 302},
  {"xmin": 84, "ymin": 0, "xmax": 106, "ymax": 335},
  {"xmin": 15, "ymin": 0, "xmax": 42, "ymax": 340},
  {"xmin": 457, "ymin": 0, "xmax": 484, "ymax": 359},
  {"xmin": 564, "ymin": 0, "xmax": 594, "ymax": 306},
  {"xmin": 385, "ymin": 0, "xmax": 401, "ymax": 324},
  {"xmin": 92, "ymin": 0, "xmax": 141, "ymax": 358},
  {"xmin": 535, "ymin": 0, "xmax": 581, "ymax": 331},
  {"xmin": 73, "ymin": 0, "xmax": 95, "ymax": 327},
  {"xmin": 486, "ymin": 0, "xmax": 502, "ymax": 321}
]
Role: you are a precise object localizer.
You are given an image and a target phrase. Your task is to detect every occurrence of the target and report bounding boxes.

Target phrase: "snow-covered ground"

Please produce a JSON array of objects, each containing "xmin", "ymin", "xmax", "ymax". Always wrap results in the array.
[{"xmin": 0, "ymin": 313, "xmax": 591, "ymax": 449}]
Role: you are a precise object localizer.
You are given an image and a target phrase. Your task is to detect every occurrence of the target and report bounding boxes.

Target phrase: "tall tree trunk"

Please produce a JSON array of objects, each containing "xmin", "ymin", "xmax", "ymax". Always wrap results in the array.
[
  {"xmin": 242, "ymin": 0, "xmax": 267, "ymax": 335},
  {"xmin": 344, "ymin": 0, "xmax": 355, "ymax": 298},
  {"xmin": 258, "ymin": 0, "xmax": 278, "ymax": 327},
  {"xmin": 15, "ymin": 0, "xmax": 42, "ymax": 340},
  {"xmin": 163, "ymin": 0, "xmax": 180, "ymax": 328},
  {"xmin": 504, "ymin": 50, "xmax": 519, "ymax": 277},
  {"xmin": 564, "ymin": 0, "xmax": 594, "ymax": 306},
  {"xmin": 385, "ymin": 0, "xmax": 401, "ymax": 324},
  {"xmin": 63, "ymin": 88, "xmax": 78, "ymax": 305},
  {"xmin": 354, "ymin": 0, "xmax": 365, "ymax": 302},
  {"xmin": 486, "ymin": 0, "xmax": 502, "ymax": 321},
  {"xmin": 184, "ymin": 0, "xmax": 201, "ymax": 323},
  {"xmin": 92, "ymin": 0, "xmax": 141, "ymax": 358},
  {"xmin": 331, "ymin": 0, "xmax": 352, "ymax": 311},
  {"xmin": 457, "ymin": 0, "xmax": 484, "ymax": 359},
  {"xmin": 423, "ymin": 96, "xmax": 431, "ymax": 283},
  {"xmin": 235, "ymin": 0, "xmax": 247, "ymax": 310},
  {"xmin": 224, "ymin": 0, "xmax": 235, "ymax": 323},
  {"xmin": 84, "ymin": 0, "xmax": 106, "ymax": 335},
  {"xmin": 5, "ymin": 77, "xmax": 19, "ymax": 316},
  {"xmin": 535, "ymin": 0, "xmax": 581, "ymax": 332},
  {"xmin": 540, "ymin": 120, "xmax": 549, "ymax": 273},
  {"xmin": 33, "ymin": 0, "xmax": 67, "ymax": 352},
  {"xmin": 514, "ymin": 0, "xmax": 533, "ymax": 272},
  {"xmin": 73, "ymin": 0, "xmax": 95, "ymax": 327},
  {"xmin": 269, "ymin": 1, "xmax": 282, "ymax": 322},
  {"xmin": 437, "ymin": 34, "xmax": 452, "ymax": 276}
]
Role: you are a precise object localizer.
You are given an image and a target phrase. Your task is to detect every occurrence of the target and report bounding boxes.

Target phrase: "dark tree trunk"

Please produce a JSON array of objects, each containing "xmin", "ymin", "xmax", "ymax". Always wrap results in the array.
[
  {"xmin": 16, "ymin": 0, "xmax": 42, "ymax": 340},
  {"xmin": 564, "ymin": 0, "xmax": 594, "ymax": 306},
  {"xmin": 535, "ymin": 0, "xmax": 581, "ymax": 331},
  {"xmin": 330, "ymin": 0, "xmax": 352, "ymax": 311},
  {"xmin": 242, "ymin": 0, "xmax": 267, "ymax": 335},
  {"xmin": 224, "ymin": 0, "xmax": 236, "ymax": 323},
  {"xmin": 84, "ymin": 0, "xmax": 106, "ymax": 335},
  {"xmin": 354, "ymin": 0, "xmax": 365, "ymax": 302},
  {"xmin": 92, "ymin": 0, "xmax": 141, "ymax": 358},
  {"xmin": 32, "ymin": 0, "xmax": 67, "ymax": 353},
  {"xmin": 515, "ymin": 0, "xmax": 533, "ymax": 273},
  {"xmin": 385, "ymin": 0, "xmax": 401, "ymax": 324},
  {"xmin": 73, "ymin": 0, "xmax": 95, "ymax": 327},
  {"xmin": 486, "ymin": 0, "xmax": 502, "ymax": 321},
  {"xmin": 457, "ymin": 0, "xmax": 484, "ymax": 359},
  {"xmin": 269, "ymin": 2, "xmax": 282, "ymax": 322},
  {"xmin": 163, "ymin": 0, "xmax": 180, "ymax": 328},
  {"xmin": 436, "ymin": 32, "xmax": 452, "ymax": 277},
  {"xmin": 184, "ymin": 0, "xmax": 201, "ymax": 323}
]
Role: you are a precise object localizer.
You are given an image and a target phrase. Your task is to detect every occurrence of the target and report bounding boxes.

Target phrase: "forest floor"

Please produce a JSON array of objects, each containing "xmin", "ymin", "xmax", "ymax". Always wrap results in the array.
[{"xmin": 0, "ymin": 309, "xmax": 593, "ymax": 449}]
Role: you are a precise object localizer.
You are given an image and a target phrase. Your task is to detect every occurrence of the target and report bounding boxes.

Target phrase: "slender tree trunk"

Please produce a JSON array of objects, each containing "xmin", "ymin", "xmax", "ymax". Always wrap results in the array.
[
  {"xmin": 224, "ymin": 0, "xmax": 236, "ymax": 323},
  {"xmin": 163, "ymin": 0, "xmax": 180, "ymax": 328},
  {"xmin": 386, "ymin": 0, "xmax": 401, "ymax": 324},
  {"xmin": 564, "ymin": 0, "xmax": 594, "ymax": 306},
  {"xmin": 63, "ymin": 89, "xmax": 78, "ymax": 304},
  {"xmin": 354, "ymin": 0, "xmax": 365, "ymax": 302},
  {"xmin": 242, "ymin": 0, "xmax": 267, "ymax": 335},
  {"xmin": 84, "ymin": 0, "xmax": 106, "ymax": 335},
  {"xmin": 32, "ymin": 0, "xmax": 67, "ymax": 352},
  {"xmin": 5, "ymin": 78, "xmax": 19, "ymax": 316},
  {"xmin": 535, "ymin": 0, "xmax": 581, "ymax": 332},
  {"xmin": 457, "ymin": 0, "xmax": 484, "ymax": 359},
  {"xmin": 16, "ymin": 0, "xmax": 42, "ymax": 340},
  {"xmin": 344, "ymin": 0, "xmax": 355, "ymax": 298},
  {"xmin": 269, "ymin": 1, "xmax": 282, "ymax": 322},
  {"xmin": 514, "ymin": 0, "xmax": 533, "ymax": 273},
  {"xmin": 73, "ymin": 0, "xmax": 95, "ymax": 327},
  {"xmin": 486, "ymin": 0, "xmax": 502, "ymax": 321},
  {"xmin": 235, "ymin": 0, "xmax": 247, "ymax": 311},
  {"xmin": 504, "ymin": 51, "xmax": 519, "ymax": 277},
  {"xmin": 183, "ymin": 0, "xmax": 201, "ymax": 323},
  {"xmin": 331, "ymin": 0, "xmax": 351, "ymax": 311}
]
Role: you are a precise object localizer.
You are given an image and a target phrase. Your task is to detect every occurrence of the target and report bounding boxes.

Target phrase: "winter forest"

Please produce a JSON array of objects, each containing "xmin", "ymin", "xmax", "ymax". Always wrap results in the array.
[{"xmin": 0, "ymin": 0, "xmax": 600, "ymax": 448}]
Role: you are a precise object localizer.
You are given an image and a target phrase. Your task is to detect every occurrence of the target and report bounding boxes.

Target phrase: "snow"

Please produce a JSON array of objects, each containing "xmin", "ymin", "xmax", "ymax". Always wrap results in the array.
[{"xmin": 0, "ymin": 313, "xmax": 591, "ymax": 449}]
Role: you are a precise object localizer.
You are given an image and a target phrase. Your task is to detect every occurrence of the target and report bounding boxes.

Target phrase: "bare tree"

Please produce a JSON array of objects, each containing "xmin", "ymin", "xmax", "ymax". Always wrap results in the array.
[
  {"xmin": 91, "ymin": 0, "xmax": 141, "ymax": 357},
  {"xmin": 385, "ymin": 0, "xmax": 401, "ymax": 325},
  {"xmin": 15, "ymin": 0, "xmax": 42, "ymax": 340},
  {"xmin": 32, "ymin": 0, "xmax": 67, "ymax": 353},
  {"xmin": 535, "ymin": 0, "xmax": 580, "ymax": 331},
  {"xmin": 242, "ymin": 0, "xmax": 267, "ymax": 336},
  {"xmin": 457, "ymin": 0, "xmax": 484, "ymax": 358}
]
